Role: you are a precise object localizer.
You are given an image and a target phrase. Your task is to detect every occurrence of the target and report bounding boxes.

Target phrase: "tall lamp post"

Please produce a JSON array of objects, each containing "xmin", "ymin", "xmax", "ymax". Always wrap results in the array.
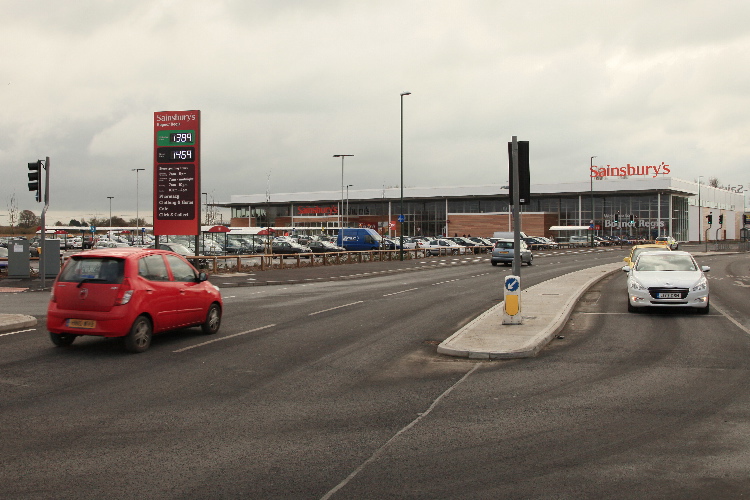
[
  {"xmin": 346, "ymin": 184, "xmax": 353, "ymax": 228},
  {"xmin": 590, "ymin": 156, "xmax": 597, "ymax": 247},
  {"xmin": 400, "ymin": 91, "xmax": 411, "ymax": 261},
  {"xmin": 333, "ymin": 155, "xmax": 353, "ymax": 232},
  {"xmin": 107, "ymin": 196, "xmax": 114, "ymax": 239},
  {"xmin": 202, "ymin": 192, "xmax": 208, "ymax": 225},
  {"xmin": 132, "ymin": 168, "xmax": 145, "ymax": 244},
  {"xmin": 697, "ymin": 176, "xmax": 703, "ymax": 244}
]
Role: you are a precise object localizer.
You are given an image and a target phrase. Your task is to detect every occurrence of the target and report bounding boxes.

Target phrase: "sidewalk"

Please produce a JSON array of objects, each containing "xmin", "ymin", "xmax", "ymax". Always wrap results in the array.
[{"xmin": 437, "ymin": 262, "xmax": 623, "ymax": 359}]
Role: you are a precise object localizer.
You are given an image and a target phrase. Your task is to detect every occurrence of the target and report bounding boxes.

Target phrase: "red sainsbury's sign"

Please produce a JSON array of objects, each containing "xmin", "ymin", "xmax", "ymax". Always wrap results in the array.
[
  {"xmin": 297, "ymin": 206, "xmax": 338, "ymax": 216},
  {"xmin": 591, "ymin": 162, "xmax": 670, "ymax": 178}
]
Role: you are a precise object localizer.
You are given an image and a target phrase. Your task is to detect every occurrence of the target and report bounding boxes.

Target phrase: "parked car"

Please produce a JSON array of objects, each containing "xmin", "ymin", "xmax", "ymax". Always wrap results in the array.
[
  {"xmin": 622, "ymin": 250, "xmax": 709, "ymax": 314},
  {"xmin": 0, "ymin": 247, "xmax": 8, "ymax": 270},
  {"xmin": 424, "ymin": 239, "xmax": 467, "ymax": 256},
  {"xmin": 271, "ymin": 240, "xmax": 311, "ymax": 255},
  {"xmin": 654, "ymin": 236, "xmax": 679, "ymax": 250},
  {"xmin": 307, "ymin": 240, "xmax": 346, "ymax": 253},
  {"xmin": 46, "ymin": 247, "xmax": 223, "ymax": 353},
  {"xmin": 491, "ymin": 239, "xmax": 533, "ymax": 266}
]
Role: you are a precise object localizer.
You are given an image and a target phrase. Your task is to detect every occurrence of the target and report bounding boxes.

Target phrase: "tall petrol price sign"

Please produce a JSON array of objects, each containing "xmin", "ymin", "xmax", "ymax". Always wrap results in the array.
[{"xmin": 153, "ymin": 110, "xmax": 201, "ymax": 236}]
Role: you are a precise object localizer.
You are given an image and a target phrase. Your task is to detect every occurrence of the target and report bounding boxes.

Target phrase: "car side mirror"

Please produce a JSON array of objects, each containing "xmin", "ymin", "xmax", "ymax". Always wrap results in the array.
[
  {"xmin": 701, "ymin": 266, "xmax": 710, "ymax": 273},
  {"xmin": 622, "ymin": 266, "xmax": 631, "ymax": 272},
  {"xmin": 198, "ymin": 272, "xmax": 208, "ymax": 282}
]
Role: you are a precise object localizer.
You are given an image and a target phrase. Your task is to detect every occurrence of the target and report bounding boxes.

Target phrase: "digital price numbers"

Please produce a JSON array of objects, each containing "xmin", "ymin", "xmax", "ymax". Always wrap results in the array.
[
  {"xmin": 157, "ymin": 130, "xmax": 196, "ymax": 146},
  {"xmin": 157, "ymin": 147, "xmax": 195, "ymax": 163}
]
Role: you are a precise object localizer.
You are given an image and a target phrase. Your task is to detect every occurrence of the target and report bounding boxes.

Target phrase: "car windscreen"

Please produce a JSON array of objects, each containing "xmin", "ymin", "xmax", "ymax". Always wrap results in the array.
[
  {"xmin": 58, "ymin": 257, "xmax": 125, "ymax": 284},
  {"xmin": 494, "ymin": 241, "xmax": 514, "ymax": 249},
  {"xmin": 635, "ymin": 254, "xmax": 697, "ymax": 272}
]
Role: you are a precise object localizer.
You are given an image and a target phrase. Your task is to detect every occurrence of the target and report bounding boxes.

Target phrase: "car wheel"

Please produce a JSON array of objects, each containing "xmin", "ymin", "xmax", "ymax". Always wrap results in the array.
[
  {"xmin": 697, "ymin": 302, "xmax": 710, "ymax": 315},
  {"xmin": 491, "ymin": 261, "xmax": 498, "ymax": 266},
  {"xmin": 527, "ymin": 255, "xmax": 533, "ymax": 266},
  {"xmin": 202, "ymin": 303, "xmax": 222, "ymax": 335},
  {"xmin": 627, "ymin": 300, "xmax": 638, "ymax": 313},
  {"xmin": 49, "ymin": 332, "xmax": 77, "ymax": 347},
  {"xmin": 124, "ymin": 315, "xmax": 152, "ymax": 353}
]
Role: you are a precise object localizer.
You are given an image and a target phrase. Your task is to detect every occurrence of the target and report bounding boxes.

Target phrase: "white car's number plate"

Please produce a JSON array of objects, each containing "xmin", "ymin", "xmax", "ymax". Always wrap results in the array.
[{"xmin": 657, "ymin": 292, "xmax": 681, "ymax": 299}]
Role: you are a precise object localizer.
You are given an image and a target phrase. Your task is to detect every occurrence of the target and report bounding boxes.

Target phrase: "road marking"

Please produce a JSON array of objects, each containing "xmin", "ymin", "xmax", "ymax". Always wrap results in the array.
[
  {"xmin": 383, "ymin": 288, "xmax": 419, "ymax": 297},
  {"xmin": 0, "ymin": 328, "xmax": 36, "ymax": 337},
  {"xmin": 321, "ymin": 363, "xmax": 480, "ymax": 500},
  {"xmin": 713, "ymin": 303, "xmax": 750, "ymax": 336},
  {"xmin": 308, "ymin": 301, "xmax": 364, "ymax": 316},
  {"xmin": 173, "ymin": 324, "xmax": 276, "ymax": 353}
]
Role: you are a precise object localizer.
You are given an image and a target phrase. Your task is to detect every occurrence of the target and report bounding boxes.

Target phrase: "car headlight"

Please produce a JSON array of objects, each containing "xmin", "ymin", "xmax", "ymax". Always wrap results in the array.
[
  {"xmin": 629, "ymin": 277, "xmax": 648, "ymax": 291},
  {"xmin": 692, "ymin": 276, "xmax": 708, "ymax": 292}
]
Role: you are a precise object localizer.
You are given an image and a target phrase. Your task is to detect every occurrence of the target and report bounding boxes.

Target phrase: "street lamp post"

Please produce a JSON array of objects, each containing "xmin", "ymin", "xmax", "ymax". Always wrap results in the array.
[
  {"xmin": 107, "ymin": 196, "xmax": 114, "ymax": 239},
  {"xmin": 697, "ymin": 176, "xmax": 703, "ymax": 244},
  {"xmin": 202, "ymin": 192, "xmax": 208, "ymax": 226},
  {"xmin": 333, "ymin": 155, "xmax": 353, "ymax": 232},
  {"xmin": 346, "ymin": 184, "xmax": 353, "ymax": 228},
  {"xmin": 400, "ymin": 91, "xmax": 411, "ymax": 261},
  {"xmin": 590, "ymin": 156, "xmax": 597, "ymax": 247},
  {"xmin": 132, "ymin": 168, "xmax": 145, "ymax": 244}
]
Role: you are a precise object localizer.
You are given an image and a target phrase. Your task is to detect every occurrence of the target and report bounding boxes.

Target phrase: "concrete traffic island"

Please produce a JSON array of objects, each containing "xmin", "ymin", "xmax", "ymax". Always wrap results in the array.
[
  {"xmin": 0, "ymin": 313, "xmax": 37, "ymax": 333},
  {"xmin": 438, "ymin": 262, "xmax": 623, "ymax": 359}
]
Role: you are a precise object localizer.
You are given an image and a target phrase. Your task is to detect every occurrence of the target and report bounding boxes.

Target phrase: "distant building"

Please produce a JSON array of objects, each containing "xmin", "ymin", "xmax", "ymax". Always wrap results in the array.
[{"xmin": 217, "ymin": 177, "xmax": 745, "ymax": 242}]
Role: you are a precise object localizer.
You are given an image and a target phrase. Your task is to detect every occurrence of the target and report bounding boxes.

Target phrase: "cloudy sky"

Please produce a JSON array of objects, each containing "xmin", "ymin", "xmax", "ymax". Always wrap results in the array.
[{"xmin": 2, "ymin": 0, "xmax": 749, "ymax": 225}]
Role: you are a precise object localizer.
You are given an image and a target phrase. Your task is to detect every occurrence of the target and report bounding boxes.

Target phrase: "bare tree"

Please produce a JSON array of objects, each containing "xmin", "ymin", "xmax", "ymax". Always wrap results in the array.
[
  {"xmin": 7, "ymin": 192, "xmax": 18, "ymax": 234},
  {"xmin": 708, "ymin": 177, "xmax": 719, "ymax": 188}
]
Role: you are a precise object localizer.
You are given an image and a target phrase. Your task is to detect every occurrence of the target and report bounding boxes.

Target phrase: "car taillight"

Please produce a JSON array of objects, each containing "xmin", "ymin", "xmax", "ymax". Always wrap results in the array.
[{"xmin": 115, "ymin": 278, "xmax": 134, "ymax": 305}]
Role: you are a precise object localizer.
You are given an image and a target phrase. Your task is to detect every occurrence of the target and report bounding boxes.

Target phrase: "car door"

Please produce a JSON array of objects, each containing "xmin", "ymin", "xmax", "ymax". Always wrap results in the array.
[
  {"xmin": 137, "ymin": 254, "xmax": 182, "ymax": 331},
  {"xmin": 164, "ymin": 254, "xmax": 206, "ymax": 326}
]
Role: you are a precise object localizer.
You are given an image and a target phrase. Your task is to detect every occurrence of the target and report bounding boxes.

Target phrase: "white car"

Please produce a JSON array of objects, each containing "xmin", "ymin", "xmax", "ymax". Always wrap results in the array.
[
  {"xmin": 623, "ymin": 250, "xmax": 710, "ymax": 314},
  {"xmin": 424, "ymin": 239, "xmax": 468, "ymax": 255}
]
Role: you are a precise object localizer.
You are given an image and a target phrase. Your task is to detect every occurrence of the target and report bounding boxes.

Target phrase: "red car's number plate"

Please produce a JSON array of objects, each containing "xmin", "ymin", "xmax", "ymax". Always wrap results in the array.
[{"xmin": 67, "ymin": 319, "xmax": 96, "ymax": 329}]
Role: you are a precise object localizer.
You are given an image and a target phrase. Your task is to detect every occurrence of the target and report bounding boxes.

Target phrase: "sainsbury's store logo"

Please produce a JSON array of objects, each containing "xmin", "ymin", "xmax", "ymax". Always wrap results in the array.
[
  {"xmin": 297, "ymin": 206, "xmax": 339, "ymax": 215},
  {"xmin": 591, "ymin": 162, "xmax": 670, "ymax": 178}
]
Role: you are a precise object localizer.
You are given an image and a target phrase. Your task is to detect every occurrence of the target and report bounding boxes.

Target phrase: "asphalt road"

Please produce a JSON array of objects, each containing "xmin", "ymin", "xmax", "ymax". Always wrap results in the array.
[{"xmin": 1, "ymin": 246, "xmax": 749, "ymax": 498}]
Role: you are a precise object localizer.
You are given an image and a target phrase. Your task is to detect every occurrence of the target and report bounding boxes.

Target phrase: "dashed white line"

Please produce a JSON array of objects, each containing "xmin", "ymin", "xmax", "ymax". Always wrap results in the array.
[
  {"xmin": 173, "ymin": 324, "xmax": 276, "ymax": 353},
  {"xmin": 308, "ymin": 301, "xmax": 364, "ymax": 316}
]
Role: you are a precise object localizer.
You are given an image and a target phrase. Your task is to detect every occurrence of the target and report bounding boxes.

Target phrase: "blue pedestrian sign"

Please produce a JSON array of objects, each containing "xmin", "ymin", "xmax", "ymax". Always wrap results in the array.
[
  {"xmin": 90, "ymin": 225, "xmax": 96, "ymax": 233},
  {"xmin": 398, "ymin": 215, "xmax": 405, "ymax": 222}
]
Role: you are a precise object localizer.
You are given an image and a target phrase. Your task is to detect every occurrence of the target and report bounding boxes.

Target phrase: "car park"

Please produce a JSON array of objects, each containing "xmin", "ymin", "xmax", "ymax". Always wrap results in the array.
[
  {"xmin": 491, "ymin": 238, "xmax": 533, "ymax": 266},
  {"xmin": 46, "ymin": 247, "xmax": 223, "ymax": 353},
  {"xmin": 623, "ymin": 243, "xmax": 671, "ymax": 268},
  {"xmin": 654, "ymin": 235, "xmax": 679, "ymax": 250},
  {"xmin": 622, "ymin": 250, "xmax": 709, "ymax": 314}
]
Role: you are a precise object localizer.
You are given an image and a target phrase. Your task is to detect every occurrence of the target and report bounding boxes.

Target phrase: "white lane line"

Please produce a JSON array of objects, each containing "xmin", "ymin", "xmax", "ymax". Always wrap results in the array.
[
  {"xmin": 173, "ymin": 324, "xmax": 276, "ymax": 353},
  {"xmin": 321, "ymin": 363, "xmax": 480, "ymax": 500},
  {"xmin": 713, "ymin": 303, "xmax": 750, "ymax": 336},
  {"xmin": 383, "ymin": 288, "xmax": 419, "ymax": 297},
  {"xmin": 0, "ymin": 328, "xmax": 36, "ymax": 337},
  {"xmin": 308, "ymin": 301, "xmax": 364, "ymax": 316}
]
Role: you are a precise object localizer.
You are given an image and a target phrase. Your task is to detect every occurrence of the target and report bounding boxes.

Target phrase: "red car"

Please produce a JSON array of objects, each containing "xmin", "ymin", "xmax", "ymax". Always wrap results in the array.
[{"xmin": 47, "ymin": 248, "xmax": 223, "ymax": 353}]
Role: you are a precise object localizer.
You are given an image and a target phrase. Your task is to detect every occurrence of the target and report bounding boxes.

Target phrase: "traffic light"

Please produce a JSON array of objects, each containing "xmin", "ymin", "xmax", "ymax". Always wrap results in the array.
[
  {"xmin": 706, "ymin": 213, "xmax": 713, "ymax": 225},
  {"xmin": 27, "ymin": 160, "xmax": 42, "ymax": 202},
  {"xmin": 629, "ymin": 214, "xmax": 635, "ymax": 224},
  {"xmin": 718, "ymin": 214, "xmax": 724, "ymax": 225},
  {"xmin": 614, "ymin": 212, "xmax": 619, "ymax": 223},
  {"xmin": 744, "ymin": 214, "xmax": 748, "ymax": 226}
]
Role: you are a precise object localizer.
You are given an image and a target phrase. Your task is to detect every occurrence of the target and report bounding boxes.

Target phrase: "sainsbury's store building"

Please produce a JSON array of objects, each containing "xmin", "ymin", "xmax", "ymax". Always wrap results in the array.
[{"xmin": 221, "ymin": 177, "xmax": 746, "ymax": 242}]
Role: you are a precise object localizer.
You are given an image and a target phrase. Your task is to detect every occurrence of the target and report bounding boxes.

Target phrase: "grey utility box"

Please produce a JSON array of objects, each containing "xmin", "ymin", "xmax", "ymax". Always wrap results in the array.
[
  {"xmin": 7, "ymin": 239, "xmax": 30, "ymax": 279},
  {"xmin": 41, "ymin": 239, "xmax": 61, "ymax": 278}
]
